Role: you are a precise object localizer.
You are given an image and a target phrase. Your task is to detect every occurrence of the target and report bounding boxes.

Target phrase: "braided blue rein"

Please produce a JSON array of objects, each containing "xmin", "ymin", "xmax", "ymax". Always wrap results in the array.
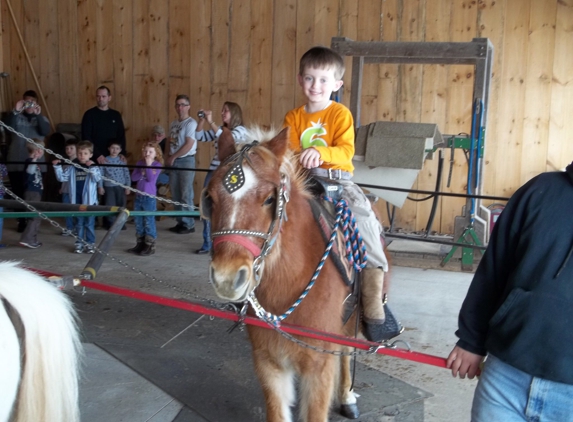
[{"xmin": 248, "ymin": 197, "xmax": 368, "ymax": 327}]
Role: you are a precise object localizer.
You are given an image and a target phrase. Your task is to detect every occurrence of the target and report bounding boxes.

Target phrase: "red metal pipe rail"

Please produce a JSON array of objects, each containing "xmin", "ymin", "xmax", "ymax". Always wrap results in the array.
[{"xmin": 32, "ymin": 267, "xmax": 448, "ymax": 369}]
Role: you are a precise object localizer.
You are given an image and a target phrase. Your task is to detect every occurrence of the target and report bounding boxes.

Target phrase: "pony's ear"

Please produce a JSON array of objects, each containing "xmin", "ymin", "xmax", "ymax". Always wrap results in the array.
[
  {"xmin": 218, "ymin": 127, "xmax": 236, "ymax": 162},
  {"xmin": 265, "ymin": 127, "xmax": 290, "ymax": 160}
]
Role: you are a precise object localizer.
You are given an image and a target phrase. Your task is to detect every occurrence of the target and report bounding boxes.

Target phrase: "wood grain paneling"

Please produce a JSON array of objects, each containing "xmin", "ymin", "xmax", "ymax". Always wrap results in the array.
[{"xmin": 1, "ymin": 0, "xmax": 571, "ymax": 233}]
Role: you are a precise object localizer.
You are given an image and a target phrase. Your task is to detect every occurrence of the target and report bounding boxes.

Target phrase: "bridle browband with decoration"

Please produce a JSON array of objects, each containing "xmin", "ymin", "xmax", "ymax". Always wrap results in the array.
[{"xmin": 210, "ymin": 142, "xmax": 290, "ymax": 283}]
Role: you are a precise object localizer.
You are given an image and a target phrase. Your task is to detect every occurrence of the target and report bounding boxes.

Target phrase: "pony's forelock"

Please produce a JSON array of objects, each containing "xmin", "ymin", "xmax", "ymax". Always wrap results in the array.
[{"xmin": 240, "ymin": 126, "xmax": 309, "ymax": 198}]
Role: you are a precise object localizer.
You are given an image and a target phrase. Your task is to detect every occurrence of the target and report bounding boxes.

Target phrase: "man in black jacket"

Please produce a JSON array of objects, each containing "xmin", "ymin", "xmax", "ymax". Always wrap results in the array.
[
  {"xmin": 447, "ymin": 163, "xmax": 573, "ymax": 421},
  {"xmin": 81, "ymin": 86, "xmax": 126, "ymax": 165}
]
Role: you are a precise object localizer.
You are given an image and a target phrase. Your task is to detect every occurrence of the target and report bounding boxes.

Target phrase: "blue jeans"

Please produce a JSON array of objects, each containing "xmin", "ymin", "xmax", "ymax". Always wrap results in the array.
[
  {"xmin": 75, "ymin": 215, "xmax": 95, "ymax": 248},
  {"xmin": 0, "ymin": 194, "xmax": 3, "ymax": 241},
  {"xmin": 200, "ymin": 171, "xmax": 213, "ymax": 250},
  {"xmin": 170, "ymin": 155, "xmax": 195, "ymax": 229},
  {"xmin": 62, "ymin": 193, "xmax": 75, "ymax": 231},
  {"xmin": 472, "ymin": 354, "xmax": 573, "ymax": 422},
  {"xmin": 134, "ymin": 195, "xmax": 157, "ymax": 239}
]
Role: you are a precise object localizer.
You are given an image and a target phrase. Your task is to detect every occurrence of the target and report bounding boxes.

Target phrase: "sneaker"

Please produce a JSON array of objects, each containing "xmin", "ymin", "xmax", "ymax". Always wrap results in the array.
[
  {"xmin": 195, "ymin": 247, "xmax": 210, "ymax": 255},
  {"xmin": 85, "ymin": 246, "xmax": 95, "ymax": 254},
  {"xmin": 19, "ymin": 241, "xmax": 42, "ymax": 249},
  {"xmin": 61, "ymin": 230, "xmax": 71, "ymax": 236},
  {"xmin": 74, "ymin": 246, "xmax": 83, "ymax": 254}
]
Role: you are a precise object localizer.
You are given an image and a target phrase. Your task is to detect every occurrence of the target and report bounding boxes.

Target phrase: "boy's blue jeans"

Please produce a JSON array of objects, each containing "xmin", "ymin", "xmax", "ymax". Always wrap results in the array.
[
  {"xmin": 75, "ymin": 216, "xmax": 95, "ymax": 248},
  {"xmin": 134, "ymin": 195, "xmax": 157, "ymax": 239},
  {"xmin": 62, "ymin": 193, "xmax": 75, "ymax": 231},
  {"xmin": 472, "ymin": 354, "xmax": 573, "ymax": 422},
  {"xmin": 170, "ymin": 155, "xmax": 195, "ymax": 230},
  {"xmin": 200, "ymin": 172, "xmax": 214, "ymax": 250}
]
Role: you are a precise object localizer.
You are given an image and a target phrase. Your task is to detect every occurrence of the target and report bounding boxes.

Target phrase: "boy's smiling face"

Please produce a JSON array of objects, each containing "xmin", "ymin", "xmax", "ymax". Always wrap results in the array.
[
  {"xmin": 108, "ymin": 144, "xmax": 121, "ymax": 158},
  {"xmin": 298, "ymin": 66, "xmax": 343, "ymax": 110},
  {"xmin": 77, "ymin": 148, "xmax": 93, "ymax": 164}
]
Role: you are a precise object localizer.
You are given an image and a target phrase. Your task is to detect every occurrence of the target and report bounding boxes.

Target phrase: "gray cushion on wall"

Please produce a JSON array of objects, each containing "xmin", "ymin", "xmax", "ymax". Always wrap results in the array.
[{"xmin": 355, "ymin": 121, "xmax": 444, "ymax": 170}]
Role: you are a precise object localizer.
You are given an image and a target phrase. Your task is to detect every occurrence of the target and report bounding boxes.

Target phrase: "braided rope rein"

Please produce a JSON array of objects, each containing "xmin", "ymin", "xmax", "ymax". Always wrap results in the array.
[{"xmin": 248, "ymin": 197, "xmax": 368, "ymax": 326}]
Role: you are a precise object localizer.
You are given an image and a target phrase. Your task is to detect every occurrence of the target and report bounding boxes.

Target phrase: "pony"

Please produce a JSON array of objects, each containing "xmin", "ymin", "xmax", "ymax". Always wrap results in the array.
[
  {"xmin": 202, "ymin": 127, "xmax": 377, "ymax": 421},
  {"xmin": 0, "ymin": 262, "xmax": 82, "ymax": 422}
]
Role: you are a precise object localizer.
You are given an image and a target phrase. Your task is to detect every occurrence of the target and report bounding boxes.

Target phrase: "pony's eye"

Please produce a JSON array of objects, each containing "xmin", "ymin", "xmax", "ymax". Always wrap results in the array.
[{"xmin": 263, "ymin": 196, "xmax": 275, "ymax": 206}]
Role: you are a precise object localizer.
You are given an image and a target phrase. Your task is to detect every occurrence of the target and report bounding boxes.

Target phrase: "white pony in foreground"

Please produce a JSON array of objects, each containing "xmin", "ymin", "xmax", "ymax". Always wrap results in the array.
[{"xmin": 0, "ymin": 262, "xmax": 81, "ymax": 422}]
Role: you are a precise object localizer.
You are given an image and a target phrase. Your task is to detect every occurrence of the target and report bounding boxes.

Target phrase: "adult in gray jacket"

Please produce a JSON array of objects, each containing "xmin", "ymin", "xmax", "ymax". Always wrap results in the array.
[{"xmin": 6, "ymin": 90, "xmax": 50, "ymax": 232}]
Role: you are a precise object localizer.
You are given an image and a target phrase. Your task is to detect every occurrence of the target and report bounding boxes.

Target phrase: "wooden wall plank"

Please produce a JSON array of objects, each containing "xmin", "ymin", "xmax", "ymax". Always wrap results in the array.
[
  {"xmin": 520, "ymin": 0, "xmax": 556, "ymax": 179},
  {"xmin": 96, "ymin": 0, "xmax": 114, "ymax": 84},
  {"xmin": 270, "ymin": 0, "xmax": 297, "ymax": 126},
  {"xmin": 56, "ymin": 0, "xmax": 79, "ymax": 123},
  {"xmin": 168, "ymin": 0, "xmax": 191, "ymax": 80},
  {"xmin": 338, "ymin": 0, "xmax": 357, "ymax": 108},
  {"xmin": 112, "ymin": 0, "xmax": 133, "ymax": 152},
  {"xmin": 133, "ymin": 1, "xmax": 150, "ymax": 77},
  {"xmin": 356, "ymin": 0, "xmax": 381, "ymax": 127},
  {"xmin": 439, "ymin": 0, "xmax": 479, "ymax": 234},
  {"xmin": 7, "ymin": 0, "xmax": 25, "ymax": 100},
  {"xmin": 227, "ymin": 0, "xmax": 251, "ymax": 109},
  {"xmin": 189, "ymin": 0, "xmax": 212, "ymax": 188},
  {"xmin": 313, "ymin": 0, "xmax": 339, "ymax": 46},
  {"xmin": 493, "ymin": 0, "xmax": 530, "ymax": 197},
  {"xmin": 417, "ymin": 0, "xmax": 451, "ymax": 233},
  {"xmin": 477, "ymin": 0, "xmax": 506, "ymax": 200},
  {"xmin": 547, "ymin": 0, "xmax": 573, "ymax": 171},
  {"xmin": 247, "ymin": 0, "xmax": 273, "ymax": 127},
  {"xmin": 77, "ymin": 0, "xmax": 98, "ymax": 113},
  {"xmin": 209, "ymin": 0, "xmax": 231, "ymax": 113},
  {"xmin": 38, "ymin": 0, "xmax": 60, "ymax": 124},
  {"xmin": 294, "ymin": 0, "xmax": 315, "ymax": 107},
  {"xmin": 22, "ymin": 0, "xmax": 39, "ymax": 93}
]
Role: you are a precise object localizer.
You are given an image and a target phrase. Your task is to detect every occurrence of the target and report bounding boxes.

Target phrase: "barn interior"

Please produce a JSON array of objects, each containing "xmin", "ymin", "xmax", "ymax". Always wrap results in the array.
[{"xmin": 0, "ymin": 0, "xmax": 572, "ymax": 421}]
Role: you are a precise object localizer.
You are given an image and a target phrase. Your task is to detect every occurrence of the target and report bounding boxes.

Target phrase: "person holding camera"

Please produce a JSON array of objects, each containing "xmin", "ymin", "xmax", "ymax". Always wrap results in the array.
[
  {"xmin": 194, "ymin": 101, "xmax": 247, "ymax": 254},
  {"xmin": 6, "ymin": 90, "xmax": 50, "ymax": 233}
]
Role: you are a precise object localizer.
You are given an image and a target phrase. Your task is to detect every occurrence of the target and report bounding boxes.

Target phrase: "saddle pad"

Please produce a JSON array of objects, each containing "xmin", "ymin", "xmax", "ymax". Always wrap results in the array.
[{"xmin": 308, "ymin": 198, "xmax": 354, "ymax": 286}]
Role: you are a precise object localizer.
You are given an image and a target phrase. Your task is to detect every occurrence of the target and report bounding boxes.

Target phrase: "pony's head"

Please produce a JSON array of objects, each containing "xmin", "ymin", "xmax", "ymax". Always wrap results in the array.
[{"xmin": 201, "ymin": 127, "xmax": 300, "ymax": 302}]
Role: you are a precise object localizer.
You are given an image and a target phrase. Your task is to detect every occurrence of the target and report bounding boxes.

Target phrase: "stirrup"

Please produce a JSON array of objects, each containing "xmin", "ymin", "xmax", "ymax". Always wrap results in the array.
[{"xmin": 362, "ymin": 304, "xmax": 403, "ymax": 342}]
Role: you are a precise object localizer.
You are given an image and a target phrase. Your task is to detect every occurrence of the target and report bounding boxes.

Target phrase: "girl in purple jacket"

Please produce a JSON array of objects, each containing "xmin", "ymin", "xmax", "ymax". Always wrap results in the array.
[{"xmin": 128, "ymin": 142, "xmax": 162, "ymax": 256}]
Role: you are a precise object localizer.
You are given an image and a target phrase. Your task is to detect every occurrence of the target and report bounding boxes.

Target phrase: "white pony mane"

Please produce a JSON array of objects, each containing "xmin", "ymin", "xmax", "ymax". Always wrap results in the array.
[
  {"xmin": 242, "ymin": 125, "xmax": 281, "ymax": 144},
  {"xmin": 0, "ymin": 261, "xmax": 81, "ymax": 422}
]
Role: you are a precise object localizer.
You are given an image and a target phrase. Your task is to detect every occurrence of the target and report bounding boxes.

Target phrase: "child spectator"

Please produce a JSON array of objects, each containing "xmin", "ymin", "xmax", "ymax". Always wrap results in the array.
[
  {"xmin": 100, "ymin": 140, "xmax": 131, "ymax": 230},
  {"xmin": 53, "ymin": 141, "xmax": 102, "ymax": 253},
  {"xmin": 0, "ymin": 162, "xmax": 8, "ymax": 247},
  {"xmin": 60, "ymin": 138, "xmax": 78, "ymax": 236},
  {"xmin": 149, "ymin": 125, "xmax": 169, "ymax": 186},
  {"xmin": 283, "ymin": 46, "xmax": 400, "ymax": 342},
  {"xmin": 128, "ymin": 142, "xmax": 162, "ymax": 256},
  {"xmin": 19, "ymin": 140, "xmax": 45, "ymax": 248},
  {"xmin": 195, "ymin": 101, "xmax": 247, "ymax": 254}
]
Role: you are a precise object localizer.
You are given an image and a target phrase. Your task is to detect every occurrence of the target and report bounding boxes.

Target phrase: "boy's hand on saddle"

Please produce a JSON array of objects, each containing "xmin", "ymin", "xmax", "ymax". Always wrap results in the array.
[
  {"xmin": 300, "ymin": 148, "xmax": 323, "ymax": 169},
  {"xmin": 446, "ymin": 345, "xmax": 484, "ymax": 379}
]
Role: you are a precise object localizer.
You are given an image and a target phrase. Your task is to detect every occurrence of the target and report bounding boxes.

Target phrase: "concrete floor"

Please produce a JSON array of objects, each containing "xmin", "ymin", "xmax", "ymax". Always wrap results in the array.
[{"xmin": 0, "ymin": 217, "xmax": 479, "ymax": 421}]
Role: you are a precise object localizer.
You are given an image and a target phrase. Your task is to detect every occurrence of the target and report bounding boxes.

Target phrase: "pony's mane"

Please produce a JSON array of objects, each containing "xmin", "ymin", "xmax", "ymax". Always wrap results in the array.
[{"xmin": 241, "ymin": 126, "xmax": 310, "ymax": 197}]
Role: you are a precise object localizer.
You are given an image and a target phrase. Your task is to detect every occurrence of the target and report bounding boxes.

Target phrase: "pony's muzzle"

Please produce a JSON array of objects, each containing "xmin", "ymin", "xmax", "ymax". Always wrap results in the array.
[{"xmin": 209, "ymin": 264, "xmax": 252, "ymax": 301}]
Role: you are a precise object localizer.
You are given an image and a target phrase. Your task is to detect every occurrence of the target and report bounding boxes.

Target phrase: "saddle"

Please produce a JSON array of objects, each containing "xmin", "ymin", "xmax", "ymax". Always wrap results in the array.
[{"xmin": 308, "ymin": 176, "xmax": 403, "ymax": 340}]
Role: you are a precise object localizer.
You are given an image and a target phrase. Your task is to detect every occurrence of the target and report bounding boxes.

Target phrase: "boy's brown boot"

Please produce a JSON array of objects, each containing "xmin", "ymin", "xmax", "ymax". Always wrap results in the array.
[
  {"xmin": 361, "ymin": 267, "xmax": 403, "ymax": 342},
  {"xmin": 139, "ymin": 236, "xmax": 156, "ymax": 256},
  {"xmin": 127, "ymin": 236, "xmax": 145, "ymax": 254}
]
